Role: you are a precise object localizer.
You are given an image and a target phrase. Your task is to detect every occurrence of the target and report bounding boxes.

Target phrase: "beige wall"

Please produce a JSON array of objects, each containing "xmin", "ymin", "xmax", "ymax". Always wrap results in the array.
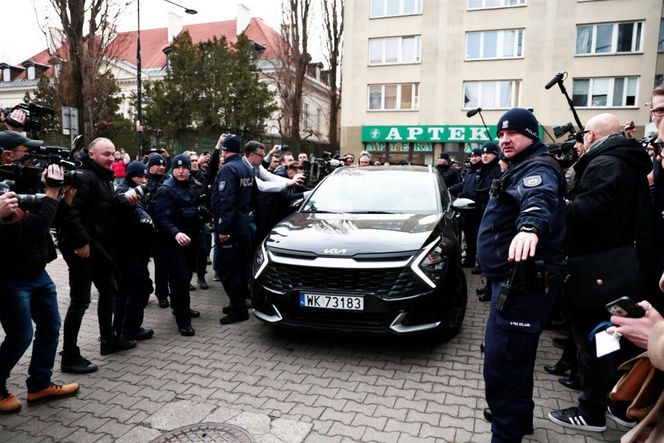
[{"xmin": 341, "ymin": 0, "xmax": 664, "ymax": 158}]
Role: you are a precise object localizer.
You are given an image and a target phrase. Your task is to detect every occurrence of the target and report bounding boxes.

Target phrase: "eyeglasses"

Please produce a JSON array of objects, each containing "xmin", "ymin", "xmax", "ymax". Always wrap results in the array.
[
  {"xmin": 651, "ymin": 107, "xmax": 664, "ymax": 117},
  {"xmin": 575, "ymin": 130, "xmax": 590, "ymax": 142},
  {"xmin": 252, "ymin": 152, "xmax": 265, "ymax": 158}
]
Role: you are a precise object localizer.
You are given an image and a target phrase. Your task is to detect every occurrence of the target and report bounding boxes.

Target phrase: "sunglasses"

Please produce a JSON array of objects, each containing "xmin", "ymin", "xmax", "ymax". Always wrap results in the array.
[{"xmin": 574, "ymin": 130, "xmax": 589, "ymax": 143}]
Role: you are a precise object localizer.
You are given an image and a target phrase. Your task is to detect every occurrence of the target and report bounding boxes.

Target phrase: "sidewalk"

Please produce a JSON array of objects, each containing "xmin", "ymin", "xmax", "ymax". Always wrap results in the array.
[{"xmin": 0, "ymin": 256, "xmax": 626, "ymax": 442}]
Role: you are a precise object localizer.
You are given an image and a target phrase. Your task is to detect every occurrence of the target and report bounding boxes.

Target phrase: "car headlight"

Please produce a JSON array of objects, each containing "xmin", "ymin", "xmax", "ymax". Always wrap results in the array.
[
  {"xmin": 253, "ymin": 241, "xmax": 269, "ymax": 279},
  {"xmin": 411, "ymin": 237, "xmax": 447, "ymax": 288}
]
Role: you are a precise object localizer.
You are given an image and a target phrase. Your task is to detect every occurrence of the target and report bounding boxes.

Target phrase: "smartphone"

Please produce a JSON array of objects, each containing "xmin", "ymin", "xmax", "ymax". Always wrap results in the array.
[{"xmin": 605, "ymin": 296, "xmax": 645, "ymax": 318}]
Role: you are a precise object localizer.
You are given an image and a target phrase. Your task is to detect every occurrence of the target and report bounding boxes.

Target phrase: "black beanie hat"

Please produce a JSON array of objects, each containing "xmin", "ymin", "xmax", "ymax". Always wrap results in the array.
[
  {"xmin": 439, "ymin": 152, "xmax": 450, "ymax": 160},
  {"xmin": 222, "ymin": 135, "xmax": 243, "ymax": 153},
  {"xmin": 471, "ymin": 148, "xmax": 482, "ymax": 156},
  {"xmin": 126, "ymin": 161, "xmax": 148, "ymax": 180},
  {"xmin": 496, "ymin": 108, "xmax": 540, "ymax": 141},
  {"xmin": 172, "ymin": 154, "xmax": 191, "ymax": 170},
  {"xmin": 146, "ymin": 153, "xmax": 166, "ymax": 168},
  {"xmin": 482, "ymin": 142, "xmax": 501, "ymax": 156}
]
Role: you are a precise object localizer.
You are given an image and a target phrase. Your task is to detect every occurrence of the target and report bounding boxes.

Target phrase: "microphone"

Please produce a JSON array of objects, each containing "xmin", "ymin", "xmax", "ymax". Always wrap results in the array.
[
  {"xmin": 466, "ymin": 107, "xmax": 481, "ymax": 118},
  {"xmin": 545, "ymin": 72, "xmax": 564, "ymax": 90}
]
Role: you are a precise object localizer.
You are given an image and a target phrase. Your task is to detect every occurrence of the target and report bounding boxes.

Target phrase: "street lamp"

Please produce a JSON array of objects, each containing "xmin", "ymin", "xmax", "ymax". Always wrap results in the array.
[{"xmin": 136, "ymin": 0, "xmax": 197, "ymax": 158}]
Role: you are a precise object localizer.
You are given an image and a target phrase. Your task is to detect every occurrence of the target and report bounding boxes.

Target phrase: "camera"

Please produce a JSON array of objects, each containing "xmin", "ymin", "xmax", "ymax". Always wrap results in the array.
[
  {"xmin": 306, "ymin": 151, "xmax": 345, "ymax": 185},
  {"xmin": 116, "ymin": 183, "xmax": 151, "ymax": 205},
  {"xmin": 0, "ymin": 181, "xmax": 47, "ymax": 212},
  {"xmin": 2, "ymin": 102, "xmax": 55, "ymax": 134},
  {"xmin": 549, "ymin": 122, "xmax": 580, "ymax": 168}
]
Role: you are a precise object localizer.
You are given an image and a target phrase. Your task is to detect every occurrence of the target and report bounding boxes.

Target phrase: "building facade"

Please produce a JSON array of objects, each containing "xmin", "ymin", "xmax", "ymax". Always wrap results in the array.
[{"xmin": 341, "ymin": 0, "xmax": 664, "ymax": 165}]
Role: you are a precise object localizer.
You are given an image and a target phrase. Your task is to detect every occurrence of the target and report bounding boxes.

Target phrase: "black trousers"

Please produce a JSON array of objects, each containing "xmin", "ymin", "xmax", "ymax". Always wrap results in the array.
[
  {"xmin": 216, "ymin": 234, "xmax": 251, "ymax": 315},
  {"xmin": 114, "ymin": 250, "xmax": 151, "ymax": 336},
  {"xmin": 153, "ymin": 243, "xmax": 170, "ymax": 300},
  {"xmin": 462, "ymin": 209, "xmax": 482, "ymax": 264},
  {"xmin": 196, "ymin": 229, "xmax": 211, "ymax": 280},
  {"xmin": 166, "ymin": 241, "xmax": 197, "ymax": 328},
  {"xmin": 62, "ymin": 253, "xmax": 117, "ymax": 351}
]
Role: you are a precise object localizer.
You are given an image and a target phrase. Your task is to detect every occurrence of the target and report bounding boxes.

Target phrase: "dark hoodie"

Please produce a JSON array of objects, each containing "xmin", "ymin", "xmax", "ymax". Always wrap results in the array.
[{"xmin": 566, "ymin": 133, "xmax": 652, "ymax": 256}]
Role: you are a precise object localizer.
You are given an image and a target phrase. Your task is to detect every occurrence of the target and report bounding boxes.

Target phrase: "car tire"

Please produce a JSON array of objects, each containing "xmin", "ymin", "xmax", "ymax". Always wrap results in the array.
[{"xmin": 431, "ymin": 265, "xmax": 467, "ymax": 342}]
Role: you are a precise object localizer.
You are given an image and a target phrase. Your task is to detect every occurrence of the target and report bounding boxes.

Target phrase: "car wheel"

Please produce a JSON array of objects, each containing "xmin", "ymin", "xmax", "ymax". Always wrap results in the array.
[{"xmin": 432, "ymin": 265, "xmax": 467, "ymax": 342}]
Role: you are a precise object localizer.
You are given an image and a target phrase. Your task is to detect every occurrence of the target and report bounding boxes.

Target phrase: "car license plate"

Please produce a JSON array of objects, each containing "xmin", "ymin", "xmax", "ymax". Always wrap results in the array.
[{"xmin": 299, "ymin": 292, "xmax": 364, "ymax": 311}]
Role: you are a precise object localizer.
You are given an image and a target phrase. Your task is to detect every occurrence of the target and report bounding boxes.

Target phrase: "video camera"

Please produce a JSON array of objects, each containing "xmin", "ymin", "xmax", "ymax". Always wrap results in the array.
[
  {"xmin": 2, "ymin": 102, "xmax": 55, "ymax": 135},
  {"xmin": 549, "ymin": 122, "xmax": 580, "ymax": 168},
  {"xmin": 304, "ymin": 151, "xmax": 347, "ymax": 184}
]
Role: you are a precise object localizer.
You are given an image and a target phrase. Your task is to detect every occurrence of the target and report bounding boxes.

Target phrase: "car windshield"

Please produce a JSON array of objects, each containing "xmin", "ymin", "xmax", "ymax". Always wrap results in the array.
[{"xmin": 302, "ymin": 168, "xmax": 439, "ymax": 214}]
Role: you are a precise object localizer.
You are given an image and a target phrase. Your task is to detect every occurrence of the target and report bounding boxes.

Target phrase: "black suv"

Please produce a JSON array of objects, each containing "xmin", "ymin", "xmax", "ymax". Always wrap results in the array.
[{"xmin": 252, "ymin": 166, "xmax": 467, "ymax": 340}]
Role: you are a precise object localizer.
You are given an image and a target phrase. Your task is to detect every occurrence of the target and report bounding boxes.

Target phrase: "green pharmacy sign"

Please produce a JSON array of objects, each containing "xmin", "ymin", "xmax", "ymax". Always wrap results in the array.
[{"xmin": 362, "ymin": 125, "xmax": 542, "ymax": 143}]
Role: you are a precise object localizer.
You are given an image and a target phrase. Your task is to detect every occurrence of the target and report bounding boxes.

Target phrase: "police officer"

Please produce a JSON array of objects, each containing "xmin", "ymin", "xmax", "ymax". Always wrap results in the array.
[
  {"xmin": 153, "ymin": 154, "xmax": 202, "ymax": 336},
  {"xmin": 211, "ymin": 135, "xmax": 256, "ymax": 324},
  {"xmin": 145, "ymin": 153, "xmax": 170, "ymax": 308},
  {"xmin": 436, "ymin": 152, "xmax": 462, "ymax": 188},
  {"xmin": 475, "ymin": 142, "xmax": 503, "ymax": 301},
  {"xmin": 449, "ymin": 148, "xmax": 482, "ymax": 268},
  {"xmin": 113, "ymin": 161, "xmax": 154, "ymax": 341},
  {"xmin": 477, "ymin": 108, "xmax": 566, "ymax": 443}
]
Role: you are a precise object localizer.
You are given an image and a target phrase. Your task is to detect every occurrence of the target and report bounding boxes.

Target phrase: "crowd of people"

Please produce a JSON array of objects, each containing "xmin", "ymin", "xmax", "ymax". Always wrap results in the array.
[{"xmin": 0, "ymin": 87, "xmax": 662, "ymax": 443}]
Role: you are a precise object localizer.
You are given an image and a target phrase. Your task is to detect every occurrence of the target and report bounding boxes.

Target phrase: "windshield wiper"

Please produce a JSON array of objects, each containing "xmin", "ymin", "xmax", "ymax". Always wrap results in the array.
[
  {"xmin": 346, "ymin": 210, "xmax": 399, "ymax": 214},
  {"xmin": 302, "ymin": 209, "xmax": 341, "ymax": 214}
]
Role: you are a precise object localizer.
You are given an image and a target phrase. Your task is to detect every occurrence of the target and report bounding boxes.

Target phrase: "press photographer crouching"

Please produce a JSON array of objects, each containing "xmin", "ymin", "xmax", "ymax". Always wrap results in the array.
[{"xmin": 0, "ymin": 130, "xmax": 80, "ymax": 414}]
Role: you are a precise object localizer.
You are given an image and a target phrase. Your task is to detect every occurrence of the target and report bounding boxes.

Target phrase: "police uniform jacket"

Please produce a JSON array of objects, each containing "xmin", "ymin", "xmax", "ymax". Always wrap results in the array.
[
  {"xmin": 211, "ymin": 154, "xmax": 255, "ymax": 236},
  {"xmin": 448, "ymin": 162, "xmax": 480, "ymax": 198},
  {"xmin": 475, "ymin": 158, "xmax": 502, "ymax": 210},
  {"xmin": 477, "ymin": 142, "xmax": 566, "ymax": 279},
  {"xmin": 567, "ymin": 134, "xmax": 651, "ymax": 257},
  {"xmin": 436, "ymin": 164, "xmax": 462, "ymax": 189},
  {"xmin": 153, "ymin": 176, "xmax": 201, "ymax": 243},
  {"xmin": 116, "ymin": 178, "xmax": 153, "ymax": 252},
  {"xmin": 56, "ymin": 154, "xmax": 119, "ymax": 262}
]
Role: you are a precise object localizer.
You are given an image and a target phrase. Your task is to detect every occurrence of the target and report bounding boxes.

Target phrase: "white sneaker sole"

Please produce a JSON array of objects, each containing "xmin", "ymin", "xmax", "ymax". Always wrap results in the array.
[
  {"xmin": 548, "ymin": 412, "xmax": 607, "ymax": 432},
  {"xmin": 606, "ymin": 408, "xmax": 636, "ymax": 428}
]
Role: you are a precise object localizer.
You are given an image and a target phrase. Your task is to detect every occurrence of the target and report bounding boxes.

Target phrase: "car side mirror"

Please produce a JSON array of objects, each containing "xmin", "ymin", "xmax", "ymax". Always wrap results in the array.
[{"xmin": 452, "ymin": 198, "xmax": 476, "ymax": 211}]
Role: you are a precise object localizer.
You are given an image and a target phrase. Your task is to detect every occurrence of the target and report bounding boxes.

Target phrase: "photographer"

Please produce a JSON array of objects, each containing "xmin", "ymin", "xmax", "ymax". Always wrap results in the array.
[
  {"xmin": 113, "ymin": 161, "xmax": 155, "ymax": 341},
  {"xmin": 0, "ymin": 130, "xmax": 79, "ymax": 413},
  {"xmin": 56, "ymin": 137, "xmax": 137, "ymax": 375}
]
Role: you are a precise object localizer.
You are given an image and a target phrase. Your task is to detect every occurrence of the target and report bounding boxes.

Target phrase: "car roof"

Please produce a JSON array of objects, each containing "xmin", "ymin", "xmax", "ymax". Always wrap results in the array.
[{"xmin": 331, "ymin": 165, "xmax": 433, "ymax": 174}]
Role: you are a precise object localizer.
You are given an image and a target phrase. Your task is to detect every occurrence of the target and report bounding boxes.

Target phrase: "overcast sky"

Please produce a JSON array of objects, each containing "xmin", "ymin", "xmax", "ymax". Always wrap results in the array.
[{"xmin": 2, "ymin": 0, "xmax": 323, "ymax": 64}]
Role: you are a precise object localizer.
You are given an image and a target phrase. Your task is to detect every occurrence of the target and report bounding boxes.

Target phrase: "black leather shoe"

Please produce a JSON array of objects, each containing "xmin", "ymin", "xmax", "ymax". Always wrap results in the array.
[
  {"xmin": 483, "ymin": 408, "xmax": 492, "ymax": 422},
  {"xmin": 172, "ymin": 309, "xmax": 200, "ymax": 318},
  {"xmin": 219, "ymin": 313, "xmax": 249, "ymax": 325},
  {"xmin": 559, "ymin": 374, "xmax": 581, "ymax": 390},
  {"xmin": 178, "ymin": 326, "xmax": 195, "ymax": 336},
  {"xmin": 60, "ymin": 349, "xmax": 98, "ymax": 374},
  {"xmin": 189, "ymin": 284, "xmax": 196, "ymax": 291},
  {"xmin": 158, "ymin": 298, "xmax": 170, "ymax": 308},
  {"xmin": 128, "ymin": 328, "xmax": 154, "ymax": 341},
  {"xmin": 197, "ymin": 279, "xmax": 209, "ymax": 290},
  {"xmin": 100, "ymin": 335, "xmax": 136, "ymax": 356},
  {"xmin": 476, "ymin": 287, "xmax": 488, "ymax": 295},
  {"xmin": 552, "ymin": 337, "xmax": 568, "ymax": 350},
  {"xmin": 544, "ymin": 360, "xmax": 572, "ymax": 376},
  {"xmin": 222, "ymin": 306, "xmax": 231, "ymax": 314},
  {"xmin": 478, "ymin": 292, "xmax": 491, "ymax": 302},
  {"xmin": 471, "ymin": 266, "xmax": 482, "ymax": 275}
]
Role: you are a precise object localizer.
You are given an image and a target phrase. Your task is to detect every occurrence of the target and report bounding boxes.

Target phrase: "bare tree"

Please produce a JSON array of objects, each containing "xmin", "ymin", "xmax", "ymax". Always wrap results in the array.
[
  {"xmin": 273, "ymin": 0, "xmax": 312, "ymax": 151},
  {"xmin": 47, "ymin": 0, "xmax": 123, "ymax": 143},
  {"xmin": 321, "ymin": 0, "xmax": 343, "ymax": 151}
]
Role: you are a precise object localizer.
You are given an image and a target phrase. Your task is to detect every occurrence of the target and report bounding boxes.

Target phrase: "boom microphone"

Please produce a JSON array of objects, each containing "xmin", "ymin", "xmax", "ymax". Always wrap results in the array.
[
  {"xmin": 466, "ymin": 107, "xmax": 481, "ymax": 118},
  {"xmin": 545, "ymin": 72, "xmax": 565, "ymax": 90}
]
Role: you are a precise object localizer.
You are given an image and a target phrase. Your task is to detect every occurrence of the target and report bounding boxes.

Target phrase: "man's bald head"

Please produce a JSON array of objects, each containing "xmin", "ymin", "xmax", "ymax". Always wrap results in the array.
[
  {"xmin": 88, "ymin": 137, "xmax": 115, "ymax": 170},
  {"xmin": 583, "ymin": 113, "xmax": 621, "ymax": 152}
]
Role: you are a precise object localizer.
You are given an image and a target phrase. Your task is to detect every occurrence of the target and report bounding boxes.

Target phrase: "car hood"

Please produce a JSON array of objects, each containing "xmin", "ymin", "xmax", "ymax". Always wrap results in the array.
[{"xmin": 265, "ymin": 212, "xmax": 442, "ymax": 256}]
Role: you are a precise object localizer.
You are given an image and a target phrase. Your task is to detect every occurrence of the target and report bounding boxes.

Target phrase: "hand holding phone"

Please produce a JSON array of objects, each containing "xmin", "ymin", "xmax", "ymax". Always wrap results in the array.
[{"xmin": 605, "ymin": 296, "xmax": 645, "ymax": 318}]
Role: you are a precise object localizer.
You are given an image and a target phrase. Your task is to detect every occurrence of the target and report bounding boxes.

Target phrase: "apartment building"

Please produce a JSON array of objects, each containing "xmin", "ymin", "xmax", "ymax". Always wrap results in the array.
[{"xmin": 340, "ymin": 0, "xmax": 664, "ymax": 164}]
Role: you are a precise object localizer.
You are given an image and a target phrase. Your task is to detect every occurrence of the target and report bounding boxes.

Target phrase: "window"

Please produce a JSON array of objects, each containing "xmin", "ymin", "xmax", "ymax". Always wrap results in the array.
[
  {"xmin": 368, "ymin": 83, "xmax": 419, "ymax": 111},
  {"xmin": 27, "ymin": 66, "xmax": 35, "ymax": 80},
  {"xmin": 369, "ymin": 36, "xmax": 421, "ymax": 64},
  {"xmin": 371, "ymin": 0, "xmax": 422, "ymax": 18},
  {"xmin": 463, "ymin": 80, "xmax": 517, "ymax": 109},
  {"xmin": 465, "ymin": 29, "xmax": 524, "ymax": 60},
  {"xmin": 303, "ymin": 103, "xmax": 310, "ymax": 129},
  {"xmin": 467, "ymin": 0, "xmax": 526, "ymax": 9},
  {"xmin": 575, "ymin": 21, "xmax": 643, "ymax": 55},
  {"xmin": 659, "ymin": 19, "xmax": 664, "ymax": 52},
  {"xmin": 572, "ymin": 77, "xmax": 638, "ymax": 107}
]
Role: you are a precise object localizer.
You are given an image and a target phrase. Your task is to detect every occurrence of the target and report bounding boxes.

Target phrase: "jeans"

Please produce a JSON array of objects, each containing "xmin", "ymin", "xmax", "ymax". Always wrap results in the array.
[{"xmin": 0, "ymin": 270, "xmax": 61, "ymax": 393}]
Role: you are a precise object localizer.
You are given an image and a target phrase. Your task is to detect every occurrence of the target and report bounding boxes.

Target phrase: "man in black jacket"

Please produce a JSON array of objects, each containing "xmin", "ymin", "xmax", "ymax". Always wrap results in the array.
[
  {"xmin": 549, "ymin": 113, "xmax": 652, "ymax": 432},
  {"xmin": 57, "ymin": 137, "xmax": 137, "ymax": 374},
  {"xmin": 0, "ymin": 131, "xmax": 79, "ymax": 413}
]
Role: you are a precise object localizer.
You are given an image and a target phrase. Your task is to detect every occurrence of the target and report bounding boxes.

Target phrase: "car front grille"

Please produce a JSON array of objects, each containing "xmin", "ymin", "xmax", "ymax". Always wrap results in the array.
[{"xmin": 259, "ymin": 263, "xmax": 431, "ymax": 299}]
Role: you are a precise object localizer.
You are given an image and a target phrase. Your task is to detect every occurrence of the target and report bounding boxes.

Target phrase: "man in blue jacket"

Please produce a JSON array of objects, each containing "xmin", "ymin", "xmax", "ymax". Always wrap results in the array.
[
  {"xmin": 211, "ymin": 135, "xmax": 256, "ymax": 324},
  {"xmin": 477, "ymin": 108, "xmax": 566, "ymax": 443}
]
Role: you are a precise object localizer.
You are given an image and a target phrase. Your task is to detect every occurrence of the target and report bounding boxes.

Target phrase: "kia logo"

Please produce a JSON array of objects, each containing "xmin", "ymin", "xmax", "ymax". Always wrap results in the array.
[{"xmin": 324, "ymin": 248, "xmax": 347, "ymax": 255}]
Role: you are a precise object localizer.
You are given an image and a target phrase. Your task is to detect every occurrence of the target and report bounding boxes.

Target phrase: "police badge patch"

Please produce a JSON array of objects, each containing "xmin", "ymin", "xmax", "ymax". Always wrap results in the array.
[
  {"xmin": 218, "ymin": 181, "xmax": 226, "ymax": 192},
  {"xmin": 523, "ymin": 175, "xmax": 542, "ymax": 187}
]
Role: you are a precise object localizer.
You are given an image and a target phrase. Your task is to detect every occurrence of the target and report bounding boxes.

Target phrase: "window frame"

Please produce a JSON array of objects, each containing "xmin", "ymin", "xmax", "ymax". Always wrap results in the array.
[
  {"xmin": 367, "ymin": 83, "xmax": 420, "ymax": 111},
  {"xmin": 462, "ymin": 80, "xmax": 518, "ymax": 110},
  {"xmin": 575, "ymin": 21, "xmax": 644, "ymax": 56},
  {"xmin": 465, "ymin": 29, "xmax": 525, "ymax": 60},
  {"xmin": 370, "ymin": 0, "xmax": 423, "ymax": 19},
  {"xmin": 466, "ymin": 0, "xmax": 527, "ymax": 11},
  {"xmin": 571, "ymin": 76, "xmax": 639, "ymax": 108},
  {"xmin": 368, "ymin": 35, "xmax": 422, "ymax": 65}
]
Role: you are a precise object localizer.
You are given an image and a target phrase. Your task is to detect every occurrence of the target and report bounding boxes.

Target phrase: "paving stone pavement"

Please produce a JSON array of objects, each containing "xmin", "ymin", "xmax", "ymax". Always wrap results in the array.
[{"xmin": 0, "ymin": 256, "xmax": 627, "ymax": 442}]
